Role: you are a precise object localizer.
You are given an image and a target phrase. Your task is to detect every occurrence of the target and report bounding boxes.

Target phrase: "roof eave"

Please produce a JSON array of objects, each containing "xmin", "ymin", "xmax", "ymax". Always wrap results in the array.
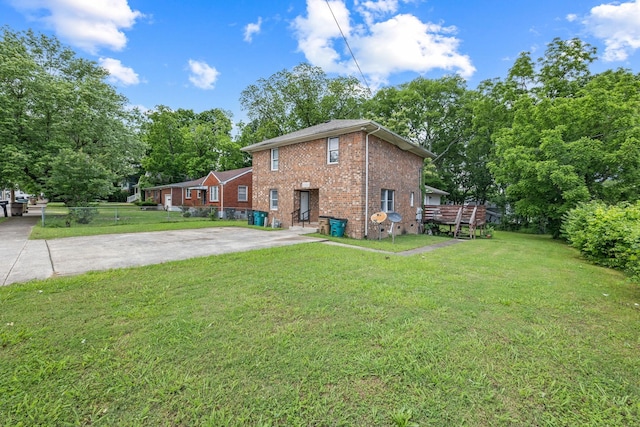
[{"xmin": 241, "ymin": 121, "xmax": 435, "ymax": 159}]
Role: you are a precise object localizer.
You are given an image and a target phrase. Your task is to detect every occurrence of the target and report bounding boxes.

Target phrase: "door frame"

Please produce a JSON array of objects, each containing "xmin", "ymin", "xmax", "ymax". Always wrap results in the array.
[{"xmin": 299, "ymin": 191, "xmax": 310, "ymax": 221}]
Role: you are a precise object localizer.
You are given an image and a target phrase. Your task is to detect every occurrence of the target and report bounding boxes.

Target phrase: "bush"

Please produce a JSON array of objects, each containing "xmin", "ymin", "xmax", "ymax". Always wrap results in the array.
[
  {"xmin": 68, "ymin": 207, "xmax": 99, "ymax": 225},
  {"xmin": 136, "ymin": 200, "xmax": 158, "ymax": 207},
  {"xmin": 108, "ymin": 190, "xmax": 129, "ymax": 203},
  {"xmin": 563, "ymin": 201, "xmax": 640, "ymax": 279}
]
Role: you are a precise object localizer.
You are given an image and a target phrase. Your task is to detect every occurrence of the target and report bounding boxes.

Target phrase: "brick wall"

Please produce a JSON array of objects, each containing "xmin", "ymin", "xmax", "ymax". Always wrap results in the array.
[
  {"xmin": 251, "ymin": 130, "xmax": 423, "ymax": 238},
  {"xmin": 367, "ymin": 137, "xmax": 423, "ymax": 237}
]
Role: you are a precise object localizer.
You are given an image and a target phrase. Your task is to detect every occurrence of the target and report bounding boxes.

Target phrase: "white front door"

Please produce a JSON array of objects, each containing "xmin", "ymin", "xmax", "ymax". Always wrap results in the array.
[
  {"xmin": 164, "ymin": 194, "xmax": 172, "ymax": 210},
  {"xmin": 300, "ymin": 191, "xmax": 309, "ymax": 220}
]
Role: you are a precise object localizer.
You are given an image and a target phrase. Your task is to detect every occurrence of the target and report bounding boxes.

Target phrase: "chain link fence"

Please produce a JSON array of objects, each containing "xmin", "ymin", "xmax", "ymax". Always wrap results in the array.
[{"xmin": 41, "ymin": 205, "xmax": 250, "ymax": 228}]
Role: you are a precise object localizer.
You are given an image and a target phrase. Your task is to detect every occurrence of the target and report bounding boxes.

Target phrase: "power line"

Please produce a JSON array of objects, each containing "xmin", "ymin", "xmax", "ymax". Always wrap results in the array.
[{"xmin": 325, "ymin": 0, "xmax": 371, "ymax": 94}]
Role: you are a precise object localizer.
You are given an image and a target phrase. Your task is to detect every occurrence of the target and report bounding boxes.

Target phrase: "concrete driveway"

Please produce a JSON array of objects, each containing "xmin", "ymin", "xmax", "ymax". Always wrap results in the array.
[{"xmin": 1, "ymin": 216, "xmax": 321, "ymax": 286}]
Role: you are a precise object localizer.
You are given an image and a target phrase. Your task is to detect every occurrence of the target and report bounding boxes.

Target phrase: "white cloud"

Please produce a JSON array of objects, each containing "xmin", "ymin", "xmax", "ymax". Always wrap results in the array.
[
  {"xmin": 99, "ymin": 57, "xmax": 140, "ymax": 85},
  {"xmin": 293, "ymin": 0, "xmax": 475, "ymax": 87},
  {"xmin": 355, "ymin": 0, "xmax": 400, "ymax": 26},
  {"xmin": 8, "ymin": 0, "xmax": 142, "ymax": 54},
  {"xmin": 187, "ymin": 60, "xmax": 220, "ymax": 90},
  {"xmin": 566, "ymin": 13, "xmax": 578, "ymax": 22},
  {"xmin": 583, "ymin": 0, "xmax": 640, "ymax": 61},
  {"xmin": 244, "ymin": 17, "xmax": 263, "ymax": 42}
]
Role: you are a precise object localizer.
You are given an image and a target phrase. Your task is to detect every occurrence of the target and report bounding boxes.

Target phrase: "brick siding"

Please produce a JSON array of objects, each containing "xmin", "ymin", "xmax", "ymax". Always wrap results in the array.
[{"xmin": 251, "ymin": 130, "xmax": 423, "ymax": 238}]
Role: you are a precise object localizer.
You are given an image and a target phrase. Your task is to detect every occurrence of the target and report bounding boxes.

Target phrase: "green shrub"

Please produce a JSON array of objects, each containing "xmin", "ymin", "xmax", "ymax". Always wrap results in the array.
[
  {"xmin": 209, "ymin": 207, "xmax": 218, "ymax": 221},
  {"xmin": 68, "ymin": 207, "xmax": 99, "ymax": 224},
  {"xmin": 563, "ymin": 201, "xmax": 640, "ymax": 279},
  {"xmin": 108, "ymin": 190, "xmax": 129, "ymax": 203}
]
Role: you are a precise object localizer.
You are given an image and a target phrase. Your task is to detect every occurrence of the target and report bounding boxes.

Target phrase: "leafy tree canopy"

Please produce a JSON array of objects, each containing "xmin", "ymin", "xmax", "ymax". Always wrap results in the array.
[
  {"xmin": 140, "ymin": 106, "xmax": 247, "ymax": 187},
  {"xmin": 489, "ymin": 38, "xmax": 640, "ymax": 236},
  {"xmin": 0, "ymin": 27, "xmax": 144, "ymax": 205},
  {"xmin": 237, "ymin": 63, "xmax": 370, "ymax": 145}
]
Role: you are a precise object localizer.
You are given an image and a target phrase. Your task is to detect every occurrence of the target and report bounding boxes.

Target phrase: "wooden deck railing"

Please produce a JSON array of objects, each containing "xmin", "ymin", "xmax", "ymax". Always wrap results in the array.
[{"xmin": 423, "ymin": 204, "xmax": 487, "ymax": 238}]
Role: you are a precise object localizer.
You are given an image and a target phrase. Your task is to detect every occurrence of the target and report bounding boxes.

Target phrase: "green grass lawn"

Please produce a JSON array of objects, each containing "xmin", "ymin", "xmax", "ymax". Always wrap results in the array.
[
  {"xmin": 312, "ymin": 232, "xmax": 454, "ymax": 252},
  {"xmin": 31, "ymin": 203, "xmax": 270, "ymax": 239},
  {"xmin": 1, "ymin": 233, "xmax": 638, "ymax": 425},
  {"xmin": 30, "ymin": 219, "xmax": 269, "ymax": 239}
]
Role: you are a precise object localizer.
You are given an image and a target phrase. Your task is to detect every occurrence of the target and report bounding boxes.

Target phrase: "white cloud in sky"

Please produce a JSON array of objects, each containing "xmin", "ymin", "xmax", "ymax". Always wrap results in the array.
[
  {"xmin": 244, "ymin": 17, "xmax": 263, "ymax": 42},
  {"xmin": 293, "ymin": 0, "xmax": 475, "ymax": 87},
  {"xmin": 583, "ymin": 0, "xmax": 640, "ymax": 61},
  {"xmin": 566, "ymin": 13, "xmax": 578, "ymax": 22},
  {"xmin": 187, "ymin": 60, "xmax": 220, "ymax": 90},
  {"xmin": 99, "ymin": 57, "xmax": 140, "ymax": 85},
  {"xmin": 9, "ymin": 0, "xmax": 142, "ymax": 54}
]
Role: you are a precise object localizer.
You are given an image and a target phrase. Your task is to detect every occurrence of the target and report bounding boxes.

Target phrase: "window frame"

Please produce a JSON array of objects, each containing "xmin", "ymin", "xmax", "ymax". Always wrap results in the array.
[
  {"xmin": 269, "ymin": 189, "xmax": 278, "ymax": 210},
  {"xmin": 209, "ymin": 186, "xmax": 219, "ymax": 202},
  {"xmin": 271, "ymin": 148, "xmax": 279, "ymax": 171},
  {"xmin": 238, "ymin": 185, "xmax": 248, "ymax": 202},
  {"xmin": 327, "ymin": 137, "xmax": 339, "ymax": 164},
  {"xmin": 381, "ymin": 189, "xmax": 395, "ymax": 212},
  {"xmin": 185, "ymin": 188, "xmax": 192, "ymax": 199}
]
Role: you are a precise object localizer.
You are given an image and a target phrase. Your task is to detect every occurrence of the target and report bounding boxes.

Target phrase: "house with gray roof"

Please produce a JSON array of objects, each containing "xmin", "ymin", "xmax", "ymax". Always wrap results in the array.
[
  {"xmin": 143, "ymin": 167, "xmax": 252, "ymax": 218},
  {"xmin": 241, "ymin": 119, "xmax": 435, "ymax": 238}
]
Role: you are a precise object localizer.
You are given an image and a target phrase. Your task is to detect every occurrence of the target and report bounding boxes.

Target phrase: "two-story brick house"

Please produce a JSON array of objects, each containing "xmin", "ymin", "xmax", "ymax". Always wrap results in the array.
[
  {"xmin": 241, "ymin": 120, "xmax": 434, "ymax": 238},
  {"xmin": 144, "ymin": 166, "xmax": 252, "ymax": 218}
]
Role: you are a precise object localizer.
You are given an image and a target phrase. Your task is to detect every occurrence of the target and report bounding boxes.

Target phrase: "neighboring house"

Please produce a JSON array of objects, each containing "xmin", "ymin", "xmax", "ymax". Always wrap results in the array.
[
  {"xmin": 143, "ymin": 167, "xmax": 252, "ymax": 218},
  {"xmin": 424, "ymin": 185, "xmax": 449, "ymax": 205},
  {"xmin": 241, "ymin": 119, "xmax": 435, "ymax": 238}
]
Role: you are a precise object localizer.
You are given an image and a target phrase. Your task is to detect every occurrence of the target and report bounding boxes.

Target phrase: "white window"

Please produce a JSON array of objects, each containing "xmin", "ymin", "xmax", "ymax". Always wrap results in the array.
[
  {"xmin": 186, "ymin": 188, "xmax": 192, "ymax": 199},
  {"xmin": 209, "ymin": 186, "xmax": 219, "ymax": 202},
  {"xmin": 270, "ymin": 189, "xmax": 278, "ymax": 210},
  {"xmin": 410, "ymin": 192, "xmax": 415, "ymax": 207},
  {"xmin": 238, "ymin": 185, "xmax": 248, "ymax": 202},
  {"xmin": 381, "ymin": 189, "xmax": 395, "ymax": 212},
  {"xmin": 271, "ymin": 148, "xmax": 279, "ymax": 171},
  {"xmin": 328, "ymin": 137, "xmax": 339, "ymax": 164}
]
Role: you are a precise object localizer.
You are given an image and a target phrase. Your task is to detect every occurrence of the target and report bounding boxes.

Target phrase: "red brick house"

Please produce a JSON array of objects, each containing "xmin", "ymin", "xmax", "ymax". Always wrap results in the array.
[
  {"xmin": 241, "ymin": 120, "xmax": 434, "ymax": 238},
  {"xmin": 143, "ymin": 167, "xmax": 252, "ymax": 218}
]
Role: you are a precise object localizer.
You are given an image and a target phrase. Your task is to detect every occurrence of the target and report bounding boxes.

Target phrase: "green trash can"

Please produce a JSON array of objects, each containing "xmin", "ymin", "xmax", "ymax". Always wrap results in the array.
[
  {"xmin": 329, "ymin": 218, "xmax": 348, "ymax": 237},
  {"xmin": 253, "ymin": 210, "xmax": 267, "ymax": 226}
]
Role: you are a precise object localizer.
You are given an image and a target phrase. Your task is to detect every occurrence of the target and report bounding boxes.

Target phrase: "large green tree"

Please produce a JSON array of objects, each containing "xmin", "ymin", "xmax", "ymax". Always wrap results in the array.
[
  {"xmin": 366, "ymin": 76, "xmax": 491, "ymax": 203},
  {"xmin": 0, "ymin": 27, "xmax": 144, "ymax": 205},
  {"xmin": 237, "ymin": 63, "xmax": 370, "ymax": 144},
  {"xmin": 140, "ymin": 106, "xmax": 246, "ymax": 186},
  {"xmin": 489, "ymin": 38, "xmax": 640, "ymax": 236}
]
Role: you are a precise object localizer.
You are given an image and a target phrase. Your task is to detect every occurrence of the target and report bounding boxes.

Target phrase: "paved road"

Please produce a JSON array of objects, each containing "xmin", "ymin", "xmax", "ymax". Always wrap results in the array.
[{"xmin": 1, "ymin": 216, "xmax": 321, "ymax": 286}]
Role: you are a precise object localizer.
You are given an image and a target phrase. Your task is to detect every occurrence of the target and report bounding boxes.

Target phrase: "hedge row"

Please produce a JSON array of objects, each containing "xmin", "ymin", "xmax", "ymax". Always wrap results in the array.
[{"xmin": 563, "ymin": 201, "xmax": 640, "ymax": 280}]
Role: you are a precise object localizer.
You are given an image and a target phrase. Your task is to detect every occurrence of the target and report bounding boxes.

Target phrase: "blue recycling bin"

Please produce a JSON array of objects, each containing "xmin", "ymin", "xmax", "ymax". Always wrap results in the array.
[{"xmin": 329, "ymin": 218, "xmax": 347, "ymax": 237}]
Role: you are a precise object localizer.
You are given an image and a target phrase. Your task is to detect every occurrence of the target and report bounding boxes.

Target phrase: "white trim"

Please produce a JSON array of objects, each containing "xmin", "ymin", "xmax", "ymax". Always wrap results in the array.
[
  {"xmin": 381, "ymin": 189, "xmax": 395, "ymax": 212},
  {"xmin": 327, "ymin": 137, "xmax": 339, "ymax": 164},
  {"xmin": 238, "ymin": 185, "xmax": 248, "ymax": 202},
  {"xmin": 209, "ymin": 186, "xmax": 219, "ymax": 202},
  {"xmin": 270, "ymin": 189, "xmax": 278, "ymax": 210},
  {"xmin": 271, "ymin": 148, "xmax": 279, "ymax": 171}
]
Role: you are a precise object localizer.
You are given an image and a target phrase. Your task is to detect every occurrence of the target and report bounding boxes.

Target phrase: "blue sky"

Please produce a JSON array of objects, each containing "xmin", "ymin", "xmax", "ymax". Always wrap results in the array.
[{"xmin": 3, "ymin": 0, "xmax": 640, "ymax": 123}]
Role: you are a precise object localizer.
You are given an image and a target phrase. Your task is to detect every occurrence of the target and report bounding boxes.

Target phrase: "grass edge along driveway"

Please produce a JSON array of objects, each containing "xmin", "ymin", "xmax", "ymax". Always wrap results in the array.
[{"xmin": 1, "ymin": 232, "xmax": 638, "ymax": 425}]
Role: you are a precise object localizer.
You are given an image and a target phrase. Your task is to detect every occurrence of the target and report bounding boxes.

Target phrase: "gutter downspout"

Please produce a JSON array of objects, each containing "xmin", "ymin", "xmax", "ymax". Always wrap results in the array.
[
  {"xmin": 364, "ymin": 125, "xmax": 381, "ymax": 239},
  {"xmin": 220, "ymin": 184, "xmax": 224, "ymax": 219}
]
